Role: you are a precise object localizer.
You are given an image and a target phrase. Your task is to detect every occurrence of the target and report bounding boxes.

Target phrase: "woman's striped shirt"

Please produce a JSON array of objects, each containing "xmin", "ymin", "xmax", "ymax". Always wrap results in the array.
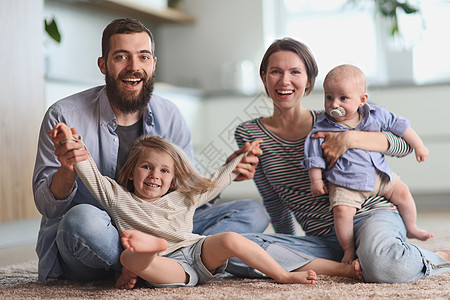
[{"xmin": 235, "ymin": 110, "xmax": 412, "ymax": 236}]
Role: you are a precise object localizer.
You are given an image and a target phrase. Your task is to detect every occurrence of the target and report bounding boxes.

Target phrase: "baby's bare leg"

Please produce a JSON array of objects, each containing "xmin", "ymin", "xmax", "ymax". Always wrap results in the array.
[
  {"xmin": 384, "ymin": 181, "xmax": 433, "ymax": 241},
  {"xmin": 201, "ymin": 232, "xmax": 317, "ymax": 284},
  {"xmin": 333, "ymin": 205, "xmax": 357, "ymax": 264}
]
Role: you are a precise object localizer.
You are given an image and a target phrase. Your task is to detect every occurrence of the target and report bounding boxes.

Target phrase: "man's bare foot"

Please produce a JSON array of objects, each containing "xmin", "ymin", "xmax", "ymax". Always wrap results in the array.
[
  {"xmin": 406, "ymin": 227, "xmax": 434, "ymax": 241},
  {"xmin": 115, "ymin": 267, "xmax": 138, "ymax": 289},
  {"xmin": 279, "ymin": 270, "xmax": 317, "ymax": 285},
  {"xmin": 436, "ymin": 249, "xmax": 450, "ymax": 261},
  {"xmin": 121, "ymin": 230, "xmax": 168, "ymax": 253}
]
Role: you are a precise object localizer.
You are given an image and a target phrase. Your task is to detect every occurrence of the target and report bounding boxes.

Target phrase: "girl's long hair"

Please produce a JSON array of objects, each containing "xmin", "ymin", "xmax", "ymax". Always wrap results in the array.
[{"xmin": 117, "ymin": 135, "xmax": 214, "ymax": 202}]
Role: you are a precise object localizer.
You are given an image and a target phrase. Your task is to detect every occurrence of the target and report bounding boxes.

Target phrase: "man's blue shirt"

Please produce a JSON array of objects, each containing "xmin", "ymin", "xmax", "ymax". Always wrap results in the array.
[{"xmin": 32, "ymin": 86, "xmax": 194, "ymax": 282}]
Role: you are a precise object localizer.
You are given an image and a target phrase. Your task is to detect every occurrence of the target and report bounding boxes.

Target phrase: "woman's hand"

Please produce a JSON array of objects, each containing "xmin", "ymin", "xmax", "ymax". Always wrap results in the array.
[
  {"xmin": 227, "ymin": 140, "xmax": 263, "ymax": 181},
  {"xmin": 311, "ymin": 131, "xmax": 391, "ymax": 168},
  {"xmin": 311, "ymin": 131, "xmax": 350, "ymax": 168}
]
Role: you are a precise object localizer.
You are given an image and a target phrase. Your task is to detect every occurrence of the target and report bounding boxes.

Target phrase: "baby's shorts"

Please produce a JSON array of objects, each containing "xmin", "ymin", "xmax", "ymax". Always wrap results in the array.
[
  {"xmin": 329, "ymin": 172, "xmax": 400, "ymax": 210},
  {"xmin": 146, "ymin": 237, "xmax": 227, "ymax": 288}
]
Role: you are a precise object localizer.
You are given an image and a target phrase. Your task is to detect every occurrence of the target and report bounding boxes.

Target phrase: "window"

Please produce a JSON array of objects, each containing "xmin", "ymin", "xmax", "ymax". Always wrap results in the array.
[
  {"xmin": 411, "ymin": 1, "xmax": 450, "ymax": 84},
  {"xmin": 266, "ymin": 0, "xmax": 450, "ymax": 87}
]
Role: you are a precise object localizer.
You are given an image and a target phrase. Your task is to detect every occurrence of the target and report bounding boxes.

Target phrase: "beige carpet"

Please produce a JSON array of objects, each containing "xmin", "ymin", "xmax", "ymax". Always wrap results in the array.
[
  {"xmin": 1, "ymin": 241, "xmax": 449, "ymax": 299},
  {"xmin": 0, "ymin": 259, "xmax": 449, "ymax": 300},
  {"xmin": 1, "ymin": 213, "xmax": 449, "ymax": 299}
]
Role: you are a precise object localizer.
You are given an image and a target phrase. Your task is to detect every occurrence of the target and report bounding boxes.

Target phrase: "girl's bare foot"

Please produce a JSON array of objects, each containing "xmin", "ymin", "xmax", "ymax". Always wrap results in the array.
[
  {"xmin": 279, "ymin": 270, "xmax": 317, "ymax": 285},
  {"xmin": 121, "ymin": 230, "xmax": 168, "ymax": 253},
  {"xmin": 115, "ymin": 267, "xmax": 138, "ymax": 289},
  {"xmin": 436, "ymin": 249, "xmax": 450, "ymax": 261},
  {"xmin": 406, "ymin": 227, "xmax": 434, "ymax": 241}
]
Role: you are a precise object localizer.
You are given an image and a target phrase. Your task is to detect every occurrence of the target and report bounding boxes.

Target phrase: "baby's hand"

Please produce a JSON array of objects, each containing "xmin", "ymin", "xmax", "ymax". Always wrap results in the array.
[
  {"xmin": 311, "ymin": 180, "xmax": 327, "ymax": 196},
  {"xmin": 415, "ymin": 145, "xmax": 429, "ymax": 163}
]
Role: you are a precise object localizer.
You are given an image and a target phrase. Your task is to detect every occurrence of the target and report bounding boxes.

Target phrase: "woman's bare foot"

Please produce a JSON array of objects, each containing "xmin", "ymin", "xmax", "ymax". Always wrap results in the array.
[
  {"xmin": 278, "ymin": 270, "xmax": 317, "ymax": 285},
  {"xmin": 337, "ymin": 259, "xmax": 364, "ymax": 281},
  {"xmin": 115, "ymin": 267, "xmax": 138, "ymax": 289},
  {"xmin": 351, "ymin": 259, "xmax": 364, "ymax": 281},
  {"xmin": 436, "ymin": 249, "xmax": 450, "ymax": 261},
  {"xmin": 406, "ymin": 227, "xmax": 434, "ymax": 241},
  {"xmin": 121, "ymin": 230, "xmax": 168, "ymax": 253}
]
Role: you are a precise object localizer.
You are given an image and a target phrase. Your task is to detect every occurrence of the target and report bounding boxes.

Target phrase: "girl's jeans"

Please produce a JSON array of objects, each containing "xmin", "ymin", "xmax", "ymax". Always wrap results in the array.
[{"xmin": 227, "ymin": 210, "xmax": 450, "ymax": 283}]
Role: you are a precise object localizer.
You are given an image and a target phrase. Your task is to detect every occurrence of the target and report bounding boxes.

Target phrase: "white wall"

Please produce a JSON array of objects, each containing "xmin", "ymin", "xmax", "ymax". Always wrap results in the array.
[
  {"xmin": 157, "ymin": 0, "xmax": 265, "ymax": 92},
  {"xmin": 1, "ymin": 0, "xmax": 45, "ymax": 222}
]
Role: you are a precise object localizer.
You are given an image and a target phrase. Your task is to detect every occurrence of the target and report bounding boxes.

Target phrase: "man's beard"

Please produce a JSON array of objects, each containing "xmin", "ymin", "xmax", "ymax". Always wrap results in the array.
[{"xmin": 105, "ymin": 69, "xmax": 154, "ymax": 114}]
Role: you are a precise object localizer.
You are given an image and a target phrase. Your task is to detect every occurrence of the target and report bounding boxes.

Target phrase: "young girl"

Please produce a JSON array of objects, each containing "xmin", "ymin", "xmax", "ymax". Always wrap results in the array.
[{"xmin": 50, "ymin": 122, "xmax": 360, "ymax": 289}]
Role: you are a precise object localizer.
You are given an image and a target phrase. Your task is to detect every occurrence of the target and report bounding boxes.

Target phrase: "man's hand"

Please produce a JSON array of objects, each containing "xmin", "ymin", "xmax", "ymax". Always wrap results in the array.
[
  {"xmin": 227, "ymin": 140, "xmax": 263, "ymax": 181},
  {"xmin": 48, "ymin": 123, "xmax": 89, "ymax": 199},
  {"xmin": 48, "ymin": 123, "xmax": 88, "ymax": 173}
]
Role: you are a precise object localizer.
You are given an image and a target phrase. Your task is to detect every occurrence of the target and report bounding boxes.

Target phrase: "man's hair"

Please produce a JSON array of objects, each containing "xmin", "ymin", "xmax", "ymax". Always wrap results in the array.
[
  {"xmin": 260, "ymin": 37, "xmax": 318, "ymax": 96},
  {"xmin": 101, "ymin": 18, "xmax": 155, "ymax": 60}
]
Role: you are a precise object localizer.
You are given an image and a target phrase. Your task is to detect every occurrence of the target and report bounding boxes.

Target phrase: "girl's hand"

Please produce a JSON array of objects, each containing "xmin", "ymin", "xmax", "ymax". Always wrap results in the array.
[{"xmin": 228, "ymin": 140, "xmax": 263, "ymax": 181}]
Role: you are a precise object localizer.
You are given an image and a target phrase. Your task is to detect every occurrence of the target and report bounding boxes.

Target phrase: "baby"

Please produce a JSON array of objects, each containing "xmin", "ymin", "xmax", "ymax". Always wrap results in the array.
[{"xmin": 303, "ymin": 64, "xmax": 432, "ymax": 264}]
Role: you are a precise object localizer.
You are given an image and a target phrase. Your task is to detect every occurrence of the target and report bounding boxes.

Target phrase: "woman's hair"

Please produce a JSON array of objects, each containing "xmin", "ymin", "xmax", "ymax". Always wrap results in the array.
[
  {"xmin": 117, "ymin": 135, "xmax": 214, "ymax": 202},
  {"xmin": 101, "ymin": 18, "xmax": 155, "ymax": 60},
  {"xmin": 259, "ymin": 37, "xmax": 318, "ymax": 96}
]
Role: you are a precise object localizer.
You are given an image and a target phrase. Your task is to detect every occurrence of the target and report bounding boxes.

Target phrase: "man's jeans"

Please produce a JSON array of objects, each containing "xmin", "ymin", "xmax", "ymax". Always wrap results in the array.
[
  {"xmin": 56, "ymin": 199, "xmax": 269, "ymax": 281},
  {"xmin": 227, "ymin": 210, "xmax": 450, "ymax": 283}
]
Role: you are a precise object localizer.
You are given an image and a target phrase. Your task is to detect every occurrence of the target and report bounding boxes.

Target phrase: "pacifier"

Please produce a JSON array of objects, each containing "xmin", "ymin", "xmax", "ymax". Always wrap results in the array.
[{"xmin": 328, "ymin": 107, "xmax": 346, "ymax": 118}]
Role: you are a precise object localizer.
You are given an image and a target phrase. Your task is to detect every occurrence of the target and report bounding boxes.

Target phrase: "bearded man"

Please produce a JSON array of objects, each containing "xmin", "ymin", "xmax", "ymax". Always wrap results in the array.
[{"xmin": 33, "ymin": 18, "xmax": 268, "ymax": 284}]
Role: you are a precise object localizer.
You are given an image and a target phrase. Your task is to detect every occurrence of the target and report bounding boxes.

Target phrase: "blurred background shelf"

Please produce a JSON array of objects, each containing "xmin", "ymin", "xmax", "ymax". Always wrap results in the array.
[{"xmin": 90, "ymin": 0, "xmax": 195, "ymax": 24}]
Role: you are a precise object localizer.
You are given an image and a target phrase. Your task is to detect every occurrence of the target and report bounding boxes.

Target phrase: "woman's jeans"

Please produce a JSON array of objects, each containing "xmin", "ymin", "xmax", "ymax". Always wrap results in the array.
[
  {"xmin": 55, "ymin": 199, "xmax": 269, "ymax": 281},
  {"xmin": 227, "ymin": 210, "xmax": 450, "ymax": 283}
]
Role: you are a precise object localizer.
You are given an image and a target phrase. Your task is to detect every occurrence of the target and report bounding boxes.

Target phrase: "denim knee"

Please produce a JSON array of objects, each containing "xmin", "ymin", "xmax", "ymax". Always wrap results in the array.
[
  {"xmin": 355, "ymin": 211, "xmax": 424, "ymax": 283},
  {"xmin": 357, "ymin": 239, "xmax": 424, "ymax": 283},
  {"xmin": 57, "ymin": 204, "xmax": 121, "ymax": 268},
  {"xmin": 58, "ymin": 204, "xmax": 109, "ymax": 240}
]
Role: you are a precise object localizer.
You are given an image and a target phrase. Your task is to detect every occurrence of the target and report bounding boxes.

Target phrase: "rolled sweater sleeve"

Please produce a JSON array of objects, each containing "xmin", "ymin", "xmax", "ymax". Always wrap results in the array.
[{"xmin": 383, "ymin": 131, "xmax": 413, "ymax": 157}]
